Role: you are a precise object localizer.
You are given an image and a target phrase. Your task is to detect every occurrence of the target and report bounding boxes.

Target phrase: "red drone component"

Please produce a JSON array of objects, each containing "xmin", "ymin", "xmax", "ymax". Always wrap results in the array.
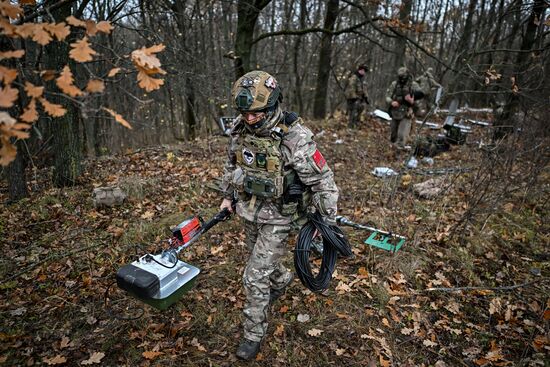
[{"xmin": 172, "ymin": 216, "xmax": 202, "ymax": 245}]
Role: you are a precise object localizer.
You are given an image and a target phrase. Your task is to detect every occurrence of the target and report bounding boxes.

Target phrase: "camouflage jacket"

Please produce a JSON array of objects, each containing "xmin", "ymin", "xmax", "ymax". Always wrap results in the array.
[
  {"xmin": 385, "ymin": 79, "xmax": 423, "ymax": 119},
  {"xmin": 220, "ymin": 113, "xmax": 339, "ymax": 225},
  {"xmin": 345, "ymin": 73, "xmax": 368, "ymax": 100}
]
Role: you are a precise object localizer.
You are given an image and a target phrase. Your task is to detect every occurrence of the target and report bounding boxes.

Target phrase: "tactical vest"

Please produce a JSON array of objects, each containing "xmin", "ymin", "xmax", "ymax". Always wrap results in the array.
[
  {"xmin": 233, "ymin": 113, "xmax": 304, "ymax": 217},
  {"xmin": 390, "ymin": 81, "xmax": 413, "ymax": 120}
]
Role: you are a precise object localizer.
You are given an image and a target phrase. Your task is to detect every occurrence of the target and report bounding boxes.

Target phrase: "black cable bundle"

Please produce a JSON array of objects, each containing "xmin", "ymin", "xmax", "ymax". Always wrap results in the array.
[{"xmin": 293, "ymin": 212, "xmax": 352, "ymax": 292}]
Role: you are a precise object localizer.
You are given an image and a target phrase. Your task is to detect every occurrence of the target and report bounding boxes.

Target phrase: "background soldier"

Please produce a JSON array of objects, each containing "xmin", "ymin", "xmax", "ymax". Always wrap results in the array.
[
  {"xmin": 416, "ymin": 67, "xmax": 442, "ymax": 113},
  {"xmin": 385, "ymin": 67, "xmax": 423, "ymax": 149},
  {"xmin": 344, "ymin": 64, "xmax": 369, "ymax": 128},
  {"xmin": 219, "ymin": 70, "xmax": 339, "ymax": 360}
]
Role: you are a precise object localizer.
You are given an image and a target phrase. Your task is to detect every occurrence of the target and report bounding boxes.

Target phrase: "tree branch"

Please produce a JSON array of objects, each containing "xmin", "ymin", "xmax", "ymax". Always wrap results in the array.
[
  {"xmin": 16, "ymin": 0, "xmax": 77, "ymax": 24},
  {"xmin": 251, "ymin": 20, "xmax": 373, "ymax": 45}
]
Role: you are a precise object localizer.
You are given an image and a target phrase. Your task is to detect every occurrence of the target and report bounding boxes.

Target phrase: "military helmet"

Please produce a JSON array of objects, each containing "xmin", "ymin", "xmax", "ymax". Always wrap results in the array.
[
  {"xmin": 231, "ymin": 70, "xmax": 282, "ymax": 113},
  {"xmin": 397, "ymin": 67, "xmax": 409, "ymax": 77}
]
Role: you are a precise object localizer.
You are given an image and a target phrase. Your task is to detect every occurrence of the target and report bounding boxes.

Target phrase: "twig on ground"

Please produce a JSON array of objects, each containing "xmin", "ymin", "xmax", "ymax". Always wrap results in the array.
[{"xmin": 421, "ymin": 278, "xmax": 548, "ymax": 293}]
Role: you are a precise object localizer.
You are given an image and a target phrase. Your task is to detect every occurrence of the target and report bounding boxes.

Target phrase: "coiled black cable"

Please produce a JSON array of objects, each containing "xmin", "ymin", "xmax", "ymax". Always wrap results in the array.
[{"xmin": 294, "ymin": 212, "xmax": 352, "ymax": 292}]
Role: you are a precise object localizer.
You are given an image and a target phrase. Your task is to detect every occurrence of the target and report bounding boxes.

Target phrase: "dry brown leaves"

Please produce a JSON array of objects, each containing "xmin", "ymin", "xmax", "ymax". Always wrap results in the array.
[
  {"xmin": 102, "ymin": 107, "xmax": 132, "ymax": 129},
  {"xmin": 131, "ymin": 44, "xmax": 166, "ymax": 92},
  {"xmin": 69, "ymin": 37, "xmax": 97, "ymax": 62},
  {"xmin": 56, "ymin": 65, "xmax": 84, "ymax": 97}
]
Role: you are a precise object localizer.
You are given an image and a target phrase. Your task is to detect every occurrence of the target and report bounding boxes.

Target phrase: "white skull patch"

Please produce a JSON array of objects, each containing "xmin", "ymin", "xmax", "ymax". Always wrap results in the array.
[
  {"xmin": 264, "ymin": 76, "xmax": 277, "ymax": 89},
  {"xmin": 242, "ymin": 148, "xmax": 255, "ymax": 165}
]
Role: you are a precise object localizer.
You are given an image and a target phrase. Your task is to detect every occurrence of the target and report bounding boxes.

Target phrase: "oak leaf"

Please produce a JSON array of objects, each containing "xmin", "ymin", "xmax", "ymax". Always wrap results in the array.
[
  {"xmin": 40, "ymin": 97, "xmax": 67, "ymax": 117},
  {"xmin": 14, "ymin": 22, "xmax": 36, "ymax": 38},
  {"xmin": 56, "ymin": 65, "xmax": 84, "ymax": 97},
  {"xmin": 85, "ymin": 79, "xmax": 105, "ymax": 93},
  {"xmin": 66, "ymin": 15, "xmax": 86, "ymax": 28},
  {"xmin": 69, "ymin": 37, "xmax": 96, "ymax": 62},
  {"xmin": 137, "ymin": 70, "xmax": 164, "ymax": 92},
  {"xmin": 0, "ymin": 86, "xmax": 18, "ymax": 108},
  {"xmin": 274, "ymin": 324, "xmax": 284, "ymax": 337},
  {"xmin": 107, "ymin": 67, "xmax": 120, "ymax": 77},
  {"xmin": 0, "ymin": 50, "xmax": 25, "ymax": 60},
  {"xmin": 20, "ymin": 99, "xmax": 38, "ymax": 123},
  {"xmin": 0, "ymin": 2, "xmax": 23, "ymax": 19},
  {"xmin": 142, "ymin": 351, "xmax": 162, "ymax": 360},
  {"xmin": 102, "ymin": 107, "xmax": 132, "ymax": 129},
  {"xmin": 131, "ymin": 44, "xmax": 165, "ymax": 69},
  {"xmin": 0, "ymin": 18, "xmax": 16, "ymax": 36},
  {"xmin": 40, "ymin": 70, "xmax": 56, "ymax": 81},
  {"xmin": 32, "ymin": 24, "xmax": 53, "ymax": 46},
  {"xmin": 20, "ymin": 0, "xmax": 36, "ymax": 4},
  {"xmin": 25, "ymin": 81, "xmax": 44, "ymax": 98},
  {"xmin": 84, "ymin": 20, "xmax": 98, "ymax": 36},
  {"xmin": 42, "ymin": 355, "xmax": 67, "ymax": 365},
  {"xmin": 190, "ymin": 337, "xmax": 206, "ymax": 352},
  {"xmin": 81, "ymin": 351, "xmax": 105, "ymax": 365},
  {"xmin": 307, "ymin": 328, "xmax": 324, "ymax": 337},
  {"xmin": 44, "ymin": 22, "xmax": 70, "ymax": 41},
  {"xmin": 0, "ymin": 65, "xmax": 18, "ymax": 84},
  {"xmin": 96, "ymin": 21, "xmax": 113, "ymax": 34},
  {"xmin": 0, "ymin": 137, "xmax": 16, "ymax": 166}
]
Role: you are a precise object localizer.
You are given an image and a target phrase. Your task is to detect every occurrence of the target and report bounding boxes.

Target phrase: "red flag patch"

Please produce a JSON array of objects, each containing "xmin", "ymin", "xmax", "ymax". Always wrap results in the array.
[{"xmin": 312, "ymin": 149, "xmax": 326, "ymax": 170}]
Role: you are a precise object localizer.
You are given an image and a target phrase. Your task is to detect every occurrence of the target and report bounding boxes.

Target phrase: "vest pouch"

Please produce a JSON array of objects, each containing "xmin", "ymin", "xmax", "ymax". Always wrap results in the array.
[
  {"xmin": 390, "ymin": 105, "xmax": 407, "ymax": 120},
  {"xmin": 244, "ymin": 175, "xmax": 277, "ymax": 198},
  {"xmin": 280, "ymin": 202, "xmax": 298, "ymax": 216}
]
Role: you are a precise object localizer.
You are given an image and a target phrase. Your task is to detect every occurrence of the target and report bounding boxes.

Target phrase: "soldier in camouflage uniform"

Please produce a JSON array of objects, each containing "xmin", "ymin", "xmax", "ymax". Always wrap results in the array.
[
  {"xmin": 219, "ymin": 70, "xmax": 339, "ymax": 360},
  {"xmin": 344, "ymin": 65, "xmax": 369, "ymax": 128},
  {"xmin": 385, "ymin": 67, "xmax": 424, "ymax": 149},
  {"xmin": 416, "ymin": 67, "xmax": 442, "ymax": 113}
]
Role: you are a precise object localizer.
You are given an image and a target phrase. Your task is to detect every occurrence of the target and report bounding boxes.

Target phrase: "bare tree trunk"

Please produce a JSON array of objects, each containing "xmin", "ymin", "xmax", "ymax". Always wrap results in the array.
[
  {"xmin": 313, "ymin": 0, "xmax": 339, "ymax": 119},
  {"xmin": 393, "ymin": 0, "xmax": 412, "ymax": 71},
  {"xmin": 44, "ymin": 2, "xmax": 82, "ymax": 187},
  {"xmin": 234, "ymin": 0, "xmax": 271, "ymax": 78}
]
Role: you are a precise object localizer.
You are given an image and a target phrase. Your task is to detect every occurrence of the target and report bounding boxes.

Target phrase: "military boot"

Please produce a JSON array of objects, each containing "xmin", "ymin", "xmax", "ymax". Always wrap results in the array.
[
  {"xmin": 236, "ymin": 339, "xmax": 261, "ymax": 360},
  {"xmin": 270, "ymin": 273, "xmax": 294, "ymax": 304}
]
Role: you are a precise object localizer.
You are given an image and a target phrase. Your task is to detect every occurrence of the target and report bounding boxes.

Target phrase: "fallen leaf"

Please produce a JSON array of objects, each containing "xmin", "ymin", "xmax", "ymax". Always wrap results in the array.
[
  {"xmin": 297, "ymin": 313, "xmax": 310, "ymax": 323},
  {"xmin": 335, "ymin": 348, "xmax": 345, "ymax": 356},
  {"xmin": 60, "ymin": 336, "xmax": 73, "ymax": 349},
  {"xmin": 43, "ymin": 355, "xmax": 67, "ymax": 365},
  {"xmin": 423, "ymin": 339, "xmax": 437, "ymax": 347},
  {"xmin": 189, "ymin": 337, "xmax": 206, "ymax": 352},
  {"xmin": 279, "ymin": 305, "xmax": 289, "ymax": 313},
  {"xmin": 400, "ymin": 327, "xmax": 414, "ymax": 335},
  {"xmin": 307, "ymin": 328, "xmax": 323, "ymax": 337},
  {"xmin": 274, "ymin": 324, "xmax": 284, "ymax": 337},
  {"xmin": 81, "ymin": 351, "xmax": 104, "ymax": 365},
  {"xmin": 142, "ymin": 350, "xmax": 162, "ymax": 360}
]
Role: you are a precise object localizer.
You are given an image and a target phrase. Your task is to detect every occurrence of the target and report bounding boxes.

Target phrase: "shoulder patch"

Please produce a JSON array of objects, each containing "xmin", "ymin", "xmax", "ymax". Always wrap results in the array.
[
  {"xmin": 283, "ymin": 111, "xmax": 299, "ymax": 126},
  {"xmin": 312, "ymin": 149, "xmax": 326, "ymax": 170}
]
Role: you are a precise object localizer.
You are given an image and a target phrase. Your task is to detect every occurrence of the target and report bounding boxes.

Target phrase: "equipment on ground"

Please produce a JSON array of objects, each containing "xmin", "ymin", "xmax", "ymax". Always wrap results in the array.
[
  {"xmin": 336, "ymin": 216, "xmax": 406, "ymax": 253},
  {"xmin": 115, "ymin": 209, "xmax": 232, "ymax": 310}
]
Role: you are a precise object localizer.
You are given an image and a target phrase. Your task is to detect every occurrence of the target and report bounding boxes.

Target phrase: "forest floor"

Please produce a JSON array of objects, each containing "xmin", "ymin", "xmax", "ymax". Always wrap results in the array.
[{"xmin": 1, "ymin": 112, "xmax": 549, "ymax": 367}]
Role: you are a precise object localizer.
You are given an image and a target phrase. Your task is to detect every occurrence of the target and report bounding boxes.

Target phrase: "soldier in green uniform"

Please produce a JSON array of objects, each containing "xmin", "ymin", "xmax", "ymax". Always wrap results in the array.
[
  {"xmin": 219, "ymin": 71, "xmax": 339, "ymax": 360},
  {"xmin": 344, "ymin": 65, "xmax": 369, "ymax": 128},
  {"xmin": 385, "ymin": 67, "xmax": 423, "ymax": 149}
]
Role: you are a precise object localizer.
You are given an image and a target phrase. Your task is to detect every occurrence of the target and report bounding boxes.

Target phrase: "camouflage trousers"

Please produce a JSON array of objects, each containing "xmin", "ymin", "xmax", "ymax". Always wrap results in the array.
[
  {"xmin": 242, "ymin": 220, "xmax": 293, "ymax": 342},
  {"xmin": 347, "ymin": 98, "xmax": 364, "ymax": 128},
  {"xmin": 390, "ymin": 118, "xmax": 412, "ymax": 147}
]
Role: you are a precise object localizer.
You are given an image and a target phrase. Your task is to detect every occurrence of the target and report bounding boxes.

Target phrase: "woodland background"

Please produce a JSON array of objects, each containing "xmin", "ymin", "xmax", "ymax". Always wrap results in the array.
[{"xmin": 0, "ymin": 0, "xmax": 549, "ymax": 366}]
